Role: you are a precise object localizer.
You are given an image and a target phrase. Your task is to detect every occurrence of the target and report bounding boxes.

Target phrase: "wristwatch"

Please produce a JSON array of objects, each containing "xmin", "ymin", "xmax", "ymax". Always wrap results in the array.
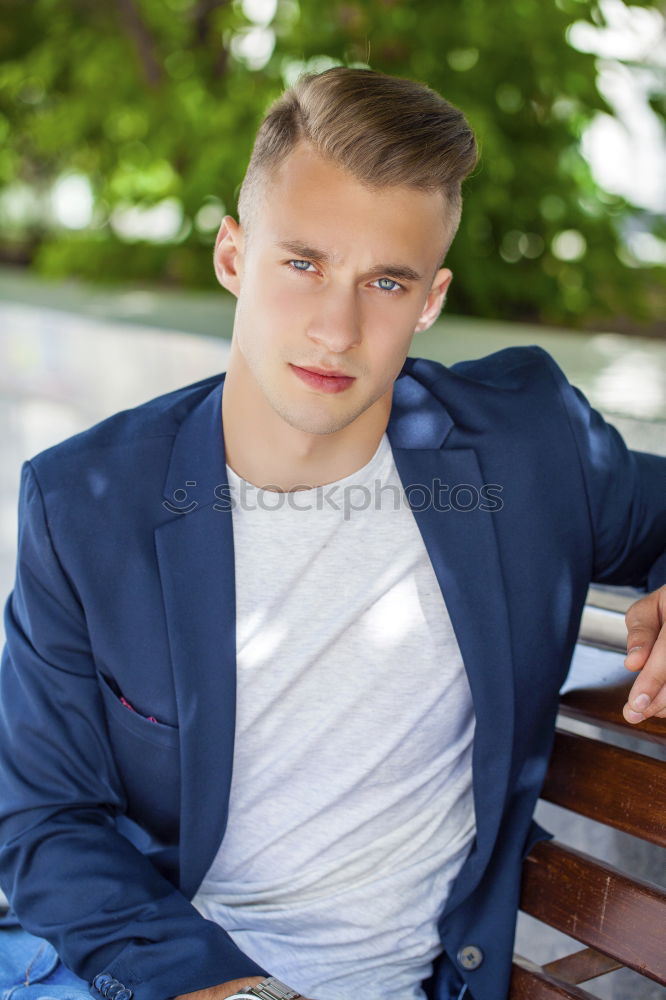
[{"xmin": 226, "ymin": 976, "xmax": 302, "ymax": 1000}]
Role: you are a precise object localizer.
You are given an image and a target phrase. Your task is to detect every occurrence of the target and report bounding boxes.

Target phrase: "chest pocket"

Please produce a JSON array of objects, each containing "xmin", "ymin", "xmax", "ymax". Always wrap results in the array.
[{"xmin": 97, "ymin": 671, "xmax": 180, "ymax": 842}]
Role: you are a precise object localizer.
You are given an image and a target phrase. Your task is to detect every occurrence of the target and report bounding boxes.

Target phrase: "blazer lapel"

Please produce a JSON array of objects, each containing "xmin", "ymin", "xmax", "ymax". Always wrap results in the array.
[
  {"xmin": 154, "ymin": 375, "xmax": 238, "ymax": 899},
  {"xmin": 388, "ymin": 362, "xmax": 516, "ymax": 905}
]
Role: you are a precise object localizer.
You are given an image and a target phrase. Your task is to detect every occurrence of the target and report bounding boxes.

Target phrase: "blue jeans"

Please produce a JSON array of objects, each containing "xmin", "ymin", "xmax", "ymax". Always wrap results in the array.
[{"xmin": 0, "ymin": 911, "xmax": 89, "ymax": 1000}]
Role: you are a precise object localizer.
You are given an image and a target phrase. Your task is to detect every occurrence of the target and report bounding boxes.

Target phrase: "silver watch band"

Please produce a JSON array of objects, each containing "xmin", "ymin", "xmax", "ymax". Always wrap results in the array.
[{"xmin": 246, "ymin": 977, "xmax": 302, "ymax": 1000}]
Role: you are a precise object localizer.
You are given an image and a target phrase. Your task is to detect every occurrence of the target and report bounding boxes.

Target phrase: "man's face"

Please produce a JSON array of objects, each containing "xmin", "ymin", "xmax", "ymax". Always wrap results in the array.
[{"xmin": 215, "ymin": 142, "xmax": 453, "ymax": 438}]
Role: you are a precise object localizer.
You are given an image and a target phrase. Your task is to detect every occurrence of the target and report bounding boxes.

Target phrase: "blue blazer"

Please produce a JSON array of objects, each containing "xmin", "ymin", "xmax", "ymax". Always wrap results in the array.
[{"xmin": 1, "ymin": 346, "xmax": 665, "ymax": 1000}]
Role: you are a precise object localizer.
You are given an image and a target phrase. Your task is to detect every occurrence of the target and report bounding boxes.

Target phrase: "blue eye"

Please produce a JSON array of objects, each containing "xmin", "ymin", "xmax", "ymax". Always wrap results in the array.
[
  {"xmin": 287, "ymin": 260, "xmax": 402, "ymax": 293},
  {"xmin": 375, "ymin": 277, "xmax": 402, "ymax": 293}
]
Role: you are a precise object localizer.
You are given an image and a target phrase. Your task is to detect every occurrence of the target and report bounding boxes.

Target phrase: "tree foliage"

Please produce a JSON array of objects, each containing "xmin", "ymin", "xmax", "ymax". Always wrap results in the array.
[{"xmin": 0, "ymin": 0, "xmax": 664, "ymax": 331}]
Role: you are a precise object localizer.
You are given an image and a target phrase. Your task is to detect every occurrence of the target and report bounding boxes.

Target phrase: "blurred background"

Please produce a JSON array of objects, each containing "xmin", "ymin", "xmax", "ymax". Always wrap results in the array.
[
  {"xmin": 0, "ymin": 3, "xmax": 665, "ymax": 997},
  {"xmin": 1, "ymin": 0, "xmax": 665, "ymax": 332}
]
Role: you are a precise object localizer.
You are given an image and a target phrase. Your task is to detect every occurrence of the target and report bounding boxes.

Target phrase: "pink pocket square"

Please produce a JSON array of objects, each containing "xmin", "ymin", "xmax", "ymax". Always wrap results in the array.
[{"xmin": 119, "ymin": 695, "xmax": 158, "ymax": 724}]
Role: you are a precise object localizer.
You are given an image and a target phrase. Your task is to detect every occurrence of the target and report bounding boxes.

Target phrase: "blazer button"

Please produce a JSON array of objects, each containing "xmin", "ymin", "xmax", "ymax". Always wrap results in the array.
[
  {"xmin": 457, "ymin": 944, "xmax": 484, "ymax": 970},
  {"xmin": 91, "ymin": 974, "xmax": 133, "ymax": 1000},
  {"xmin": 93, "ymin": 974, "xmax": 114, "ymax": 992}
]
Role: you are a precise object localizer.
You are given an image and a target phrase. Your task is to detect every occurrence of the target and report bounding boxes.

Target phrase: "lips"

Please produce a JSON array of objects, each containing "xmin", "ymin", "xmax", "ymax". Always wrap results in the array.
[
  {"xmin": 299, "ymin": 365, "xmax": 352, "ymax": 378},
  {"xmin": 290, "ymin": 364, "xmax": 356, "ymax": 394}
]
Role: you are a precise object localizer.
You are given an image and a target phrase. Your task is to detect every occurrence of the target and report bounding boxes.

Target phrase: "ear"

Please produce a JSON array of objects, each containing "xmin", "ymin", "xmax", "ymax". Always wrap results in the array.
[
  {"xmin": 213, "ymin": 215, "xmax": 244, "ymax": 298},
  {"xmin": 414, "ymin": 268, "xmax": 453, "ymax": 333}
]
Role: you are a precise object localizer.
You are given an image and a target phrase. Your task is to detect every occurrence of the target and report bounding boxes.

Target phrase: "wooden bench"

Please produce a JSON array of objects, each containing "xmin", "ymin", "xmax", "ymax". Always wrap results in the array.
[{"xmin": 510, "ymin": 675, "xmax": 666, "ymax": 999}]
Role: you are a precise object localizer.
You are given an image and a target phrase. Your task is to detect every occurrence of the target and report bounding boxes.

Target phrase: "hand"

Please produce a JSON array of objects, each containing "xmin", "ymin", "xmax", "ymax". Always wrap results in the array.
[
  {"xmin": 622, "ymin": 584, "xmax": 666, "ymax": 723},
  {"xmin": 174, "ymin": 976, "xmax": 265, "ymax": 1000},
  {"xmin": 173, "ymin": 979, "xmax": 314, "ymax": 1000}
]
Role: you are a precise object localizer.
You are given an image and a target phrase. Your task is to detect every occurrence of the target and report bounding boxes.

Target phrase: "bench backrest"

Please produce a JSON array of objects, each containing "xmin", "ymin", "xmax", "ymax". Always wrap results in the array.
[{"xmin": 510, "ymin": 678, "xmax": 666, "ymax": 999}]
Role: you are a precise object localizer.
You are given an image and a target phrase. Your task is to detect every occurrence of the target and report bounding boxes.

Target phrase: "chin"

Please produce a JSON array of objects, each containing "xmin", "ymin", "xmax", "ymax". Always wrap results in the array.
[
  {"xmin": 273, "ymin": 399, "xmax": 359, "ymax": 436},
  {"xmin": 282, "ymin": 411, "xmax": 352, "ymax": 436}
]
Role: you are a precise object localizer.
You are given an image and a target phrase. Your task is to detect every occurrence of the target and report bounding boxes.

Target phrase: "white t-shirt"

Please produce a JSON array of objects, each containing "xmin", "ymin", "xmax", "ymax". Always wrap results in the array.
[{"xmin": 192, "ymin": 433, "xmax": 475, "ymax": 1000}]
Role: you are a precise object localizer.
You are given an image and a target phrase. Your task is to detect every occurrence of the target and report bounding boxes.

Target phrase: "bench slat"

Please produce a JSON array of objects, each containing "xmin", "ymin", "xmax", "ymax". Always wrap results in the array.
[
  {"xmin": 541, "ymin": 730, "xmax": 666, "ymax": 847},
  {"xmin": 542, "ymin": 947, "xmax": 622, "ymax": 984},
  {"xmin": 510, "ymin": 957, "xmax": 599, "ymax": 1000},
  {"xmin": 559, "ymin": 684, "xmax": 666, "ymax": 747},
  {"xmin": 521, "ymin": 841, "xmax": 666, "ymax": 984}
]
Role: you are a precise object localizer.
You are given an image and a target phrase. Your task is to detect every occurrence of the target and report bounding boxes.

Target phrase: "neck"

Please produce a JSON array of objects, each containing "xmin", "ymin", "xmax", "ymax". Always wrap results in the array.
[{"xmin": 221, "ymin": 343, "xmax": 391, "ymax": 492}]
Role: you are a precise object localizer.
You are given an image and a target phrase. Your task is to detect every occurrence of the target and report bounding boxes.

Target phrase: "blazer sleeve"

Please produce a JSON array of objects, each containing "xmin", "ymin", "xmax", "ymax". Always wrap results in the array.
[
  {"xmin": 541, "ymin": 350, "xmax": 666, "ymax": 590},
  {"xmin": 0, "ymin": 461, "xmax": 268, "ymax": 1000}
]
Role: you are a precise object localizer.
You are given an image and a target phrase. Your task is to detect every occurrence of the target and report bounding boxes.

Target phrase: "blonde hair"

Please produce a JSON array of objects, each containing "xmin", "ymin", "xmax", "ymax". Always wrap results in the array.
[{"xmin": 238, "ymin": 66, "xmax": 478, "ymax": 260}]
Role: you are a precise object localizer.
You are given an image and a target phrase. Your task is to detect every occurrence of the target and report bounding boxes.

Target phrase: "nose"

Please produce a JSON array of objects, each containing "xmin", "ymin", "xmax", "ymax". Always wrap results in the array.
[{"xmin": 305, "ymin": 285, "xmax": 362, "ymax": 354}]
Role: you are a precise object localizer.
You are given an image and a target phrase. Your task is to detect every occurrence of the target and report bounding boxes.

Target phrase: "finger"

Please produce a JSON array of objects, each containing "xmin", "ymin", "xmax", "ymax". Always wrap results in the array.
[
  {"xmin": 622, "ymin": 623, "xmax": 666, "ymax": 723},
  {"xmin": 643, "ymin": 683, "xmax": 666, "ymax": 719},
  {"xmin": 624, "ymin": 643, "xmax": 652, "ymax": 673},
  {"xmin": 624, "ymin": 591, "xmax": 661, "ymax": 670}
]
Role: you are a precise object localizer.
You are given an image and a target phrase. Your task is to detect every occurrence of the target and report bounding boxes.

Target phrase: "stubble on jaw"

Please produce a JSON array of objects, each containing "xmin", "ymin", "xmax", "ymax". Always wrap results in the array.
[{"xmin": 265, "ymin": 379, "xmax": 391, "ymax": 438}]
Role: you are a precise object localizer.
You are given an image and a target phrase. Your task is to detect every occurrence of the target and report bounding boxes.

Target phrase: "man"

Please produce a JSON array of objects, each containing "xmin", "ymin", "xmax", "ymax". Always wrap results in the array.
[{"xmin": 0, "ymin": 67, "xmax": 665, "ymax": 1000}]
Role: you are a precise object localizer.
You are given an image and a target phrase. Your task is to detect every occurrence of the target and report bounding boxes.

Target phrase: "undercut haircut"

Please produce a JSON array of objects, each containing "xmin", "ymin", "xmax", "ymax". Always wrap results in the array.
[{"xmin": 237, "ymin": 66, "xmax": 478, "ymax": 263}]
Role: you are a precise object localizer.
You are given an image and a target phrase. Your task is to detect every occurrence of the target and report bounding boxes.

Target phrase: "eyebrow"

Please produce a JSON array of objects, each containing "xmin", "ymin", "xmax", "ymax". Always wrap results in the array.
[{"xmin": 274, "ymin": 240, "xmax": 423, "ymax": 283}]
